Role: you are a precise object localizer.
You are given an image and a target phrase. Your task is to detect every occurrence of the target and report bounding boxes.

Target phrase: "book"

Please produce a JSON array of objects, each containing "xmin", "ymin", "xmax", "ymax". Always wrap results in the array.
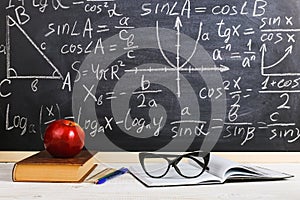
[
  {"xmin": 12, "ymin": 150, "xmax": 97, "ymax": 182},
  {"xmin": 129, "ymin": 154, "xmax": 293, "ymax": 187}
]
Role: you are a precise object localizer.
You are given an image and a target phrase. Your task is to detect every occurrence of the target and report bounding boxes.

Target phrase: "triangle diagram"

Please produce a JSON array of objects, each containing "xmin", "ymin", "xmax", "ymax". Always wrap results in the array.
[{"xmin": 6, "ymin": 15, "xmax": 62, "ymax": 80}]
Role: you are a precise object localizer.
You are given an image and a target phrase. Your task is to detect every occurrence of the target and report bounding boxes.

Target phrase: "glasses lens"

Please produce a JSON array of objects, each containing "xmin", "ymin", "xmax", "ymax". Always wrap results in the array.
[
  {"xmin": 176, "ymin": 156, "xmax": 205, "ymax": 178},
  {"xmin": 142, "ymin": 156, "xmax": 169, "ymax": 178}
]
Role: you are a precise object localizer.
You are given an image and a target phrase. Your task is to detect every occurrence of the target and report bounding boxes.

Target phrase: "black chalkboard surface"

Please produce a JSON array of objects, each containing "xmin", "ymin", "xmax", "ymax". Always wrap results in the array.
[{"xmin": 1, "ymin": 0, "xmax": 300, "ymax": 152}]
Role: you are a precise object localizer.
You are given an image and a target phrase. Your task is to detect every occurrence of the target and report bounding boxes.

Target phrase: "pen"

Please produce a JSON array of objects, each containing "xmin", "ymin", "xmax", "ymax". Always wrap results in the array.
[
  {"xmin": 86, "ymin": 168, "xmax": 117, "ymax": 183},
  {"xmin": 96, "ymin": 167, "xmax": 128, "ymax": 185}
]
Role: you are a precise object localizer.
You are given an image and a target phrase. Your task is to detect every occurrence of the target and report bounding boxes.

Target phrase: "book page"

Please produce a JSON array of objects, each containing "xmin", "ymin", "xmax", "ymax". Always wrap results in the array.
[
  {"xmin": 206, "ymin": 155, "xmax": 261, "ymax": 181},
  {"xmin": 236, "ymin": 165, "xmax": 294, "ymax": 180},
  {"xmin": 128, "ymin": 163, "xmax": 222, "ymax": 187},
  {"xmin": 129, "ymin": 155, "xmax": 293, "ymax": 187},
  {"xmin": 206, "ymin": 155, "xmax": 293, "ymax": 182},
  {"xmin": 206, "ymin": 155, "xmax": 240, "ymax": 177}
]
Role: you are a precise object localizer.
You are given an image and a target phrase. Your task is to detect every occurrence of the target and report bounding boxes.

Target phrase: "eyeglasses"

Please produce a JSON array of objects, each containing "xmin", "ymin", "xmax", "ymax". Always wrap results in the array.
[{"xmin": 139, "ymin": 152, "xmax": 210, "ymax": 179}]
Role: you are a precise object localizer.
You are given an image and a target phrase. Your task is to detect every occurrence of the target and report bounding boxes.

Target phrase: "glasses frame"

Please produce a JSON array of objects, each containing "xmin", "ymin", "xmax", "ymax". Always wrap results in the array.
[{"xmin": 139, "ymin": 151, "xmax": 210, "ymax": 179}]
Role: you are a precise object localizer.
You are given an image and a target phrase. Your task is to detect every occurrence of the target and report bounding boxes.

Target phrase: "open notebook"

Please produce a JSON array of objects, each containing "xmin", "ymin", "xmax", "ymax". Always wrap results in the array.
[{"xmin": 129, "ymin": 154, "xmax": 293, "ymax": 187}]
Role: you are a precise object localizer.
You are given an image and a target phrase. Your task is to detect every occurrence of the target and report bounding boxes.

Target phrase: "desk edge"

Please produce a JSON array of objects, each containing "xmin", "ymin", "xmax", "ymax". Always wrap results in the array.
[{"xmin": 1, "ymin": 151, "xmax": 300, "ymax": 163}]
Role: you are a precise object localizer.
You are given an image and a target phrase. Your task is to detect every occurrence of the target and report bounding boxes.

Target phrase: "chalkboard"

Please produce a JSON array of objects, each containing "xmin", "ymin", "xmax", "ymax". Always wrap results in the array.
[{"xmin": 1, "ymin": 0, "xmax": 300, "ymax": 152}]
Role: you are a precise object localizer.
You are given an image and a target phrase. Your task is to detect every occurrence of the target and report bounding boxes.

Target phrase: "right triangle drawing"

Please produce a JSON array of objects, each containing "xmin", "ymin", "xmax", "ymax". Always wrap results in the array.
[{"xmin": 6, "ymin": 15, "xmax": 63, "ymax": 80}]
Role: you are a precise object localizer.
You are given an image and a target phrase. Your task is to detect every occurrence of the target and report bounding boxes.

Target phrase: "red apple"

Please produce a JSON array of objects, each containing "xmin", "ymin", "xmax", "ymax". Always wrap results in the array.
[{"xmin": 44, "ymin": 119, "xmax": 85, "ymax": 158}]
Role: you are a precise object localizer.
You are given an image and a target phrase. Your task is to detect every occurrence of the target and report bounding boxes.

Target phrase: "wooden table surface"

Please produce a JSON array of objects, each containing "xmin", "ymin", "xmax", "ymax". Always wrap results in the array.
[{"xmin": 0, "ymin": 162, "xmax": 299, "ymax": 200}]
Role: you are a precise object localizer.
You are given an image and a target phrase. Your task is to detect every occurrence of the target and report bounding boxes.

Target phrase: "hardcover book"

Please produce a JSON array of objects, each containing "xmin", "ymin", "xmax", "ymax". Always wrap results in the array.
[{"xmin": 12, "ymin": 150, "xmax": 96, "ymax": 182}]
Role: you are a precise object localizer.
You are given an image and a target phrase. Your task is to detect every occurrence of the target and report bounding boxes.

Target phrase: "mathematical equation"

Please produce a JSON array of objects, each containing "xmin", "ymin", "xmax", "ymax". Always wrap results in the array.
[{"xmin": 1, "ymin": 0, "xmax": 300, "ymax": 151}]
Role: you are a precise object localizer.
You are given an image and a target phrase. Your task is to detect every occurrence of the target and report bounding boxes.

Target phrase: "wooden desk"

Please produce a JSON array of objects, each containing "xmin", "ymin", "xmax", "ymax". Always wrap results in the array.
[{"xmin": 0, "ymin": 162, "xmax": 299, "ymax": 200}]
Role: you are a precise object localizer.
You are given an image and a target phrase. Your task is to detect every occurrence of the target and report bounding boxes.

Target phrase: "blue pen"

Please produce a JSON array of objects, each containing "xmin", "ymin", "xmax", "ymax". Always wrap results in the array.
[{"xmin": 96, "ymin": 167, "xmax": 128, "ymax": 185}]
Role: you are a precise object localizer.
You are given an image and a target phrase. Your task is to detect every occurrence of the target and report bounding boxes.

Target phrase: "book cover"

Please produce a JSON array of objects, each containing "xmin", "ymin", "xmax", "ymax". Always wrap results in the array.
[{"xmin": 12, "ymin": 150, "xmax": 97, "ymax": 182}]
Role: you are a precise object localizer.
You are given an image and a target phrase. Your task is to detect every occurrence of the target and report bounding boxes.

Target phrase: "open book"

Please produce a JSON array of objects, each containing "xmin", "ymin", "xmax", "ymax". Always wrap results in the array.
[{"xmin": 129, "ymin": 154, "xmax": 293, "ymax": 187}]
